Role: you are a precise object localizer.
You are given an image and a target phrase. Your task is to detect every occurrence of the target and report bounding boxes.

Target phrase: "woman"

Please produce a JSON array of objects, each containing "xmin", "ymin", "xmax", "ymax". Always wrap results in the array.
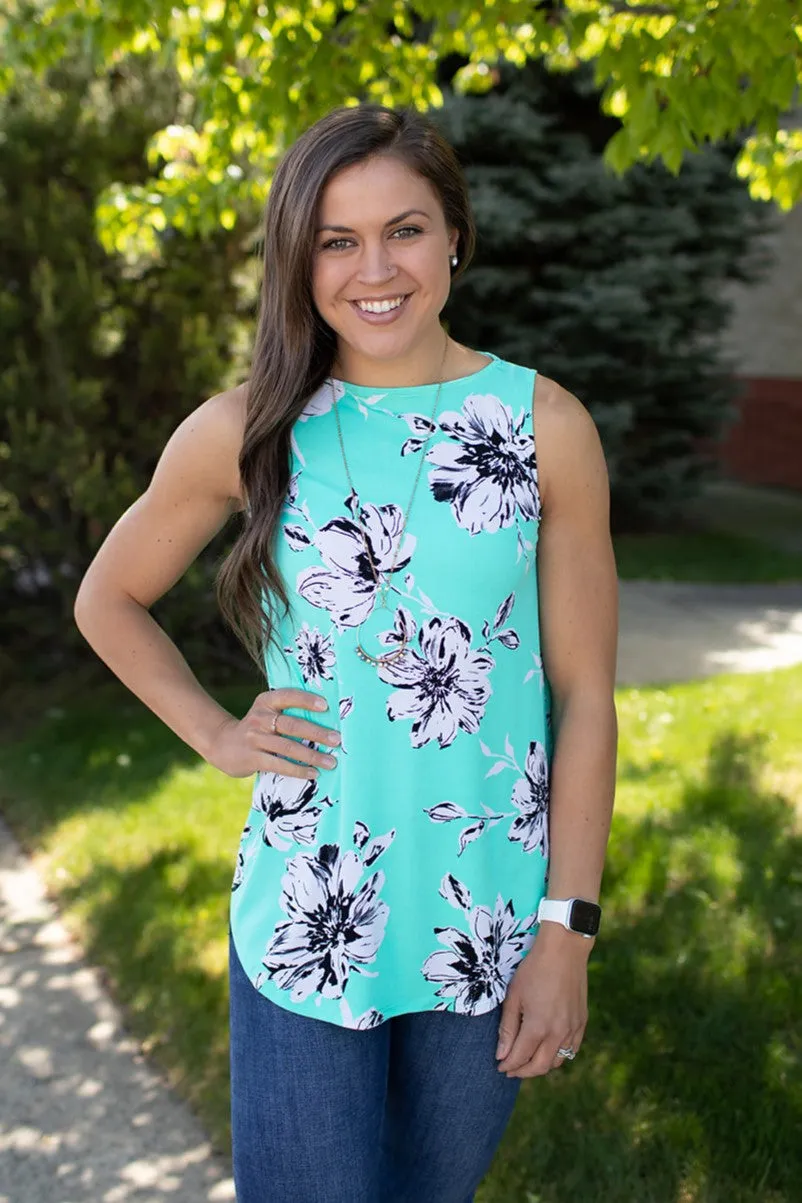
[{"xmin": 75, "ymin": 104, "xmax": 618, "ymax": 1203}]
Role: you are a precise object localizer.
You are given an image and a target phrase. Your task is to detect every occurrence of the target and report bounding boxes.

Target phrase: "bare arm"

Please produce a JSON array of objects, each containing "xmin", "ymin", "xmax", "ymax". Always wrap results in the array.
[
  {"xmin": 534, "ymin": 374, "xmax": 619, "ymax": 933},
  {"xmin": 73, "ymin": 386, "xmax": 340, "ymax": 777},
  {"xmin": 495, "ymin": 373, "xmax": 618, "ymax": 1078}
]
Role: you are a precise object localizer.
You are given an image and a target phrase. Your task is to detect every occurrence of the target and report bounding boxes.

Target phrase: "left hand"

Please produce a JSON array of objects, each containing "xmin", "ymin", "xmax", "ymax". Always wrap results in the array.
[{"xmin": 495, "ymin": 922, "xmax": 592, "ymax": 1078}]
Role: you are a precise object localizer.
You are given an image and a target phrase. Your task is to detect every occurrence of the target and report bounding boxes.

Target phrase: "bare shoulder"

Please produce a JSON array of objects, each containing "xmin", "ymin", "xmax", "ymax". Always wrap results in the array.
[
  {"xmin": 163, "ymin": 381, "xmax": 249, "ymax": 511},
  {"xmin": 532, "ymin": 372, "xmax": 609, "ymax": 512}
]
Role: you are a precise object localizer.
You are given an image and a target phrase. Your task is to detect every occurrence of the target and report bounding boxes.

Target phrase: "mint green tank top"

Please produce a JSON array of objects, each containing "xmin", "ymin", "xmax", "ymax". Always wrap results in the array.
[{"xmin": 229, "ymin": 351, "xmax": 553, "ymax": 1029}]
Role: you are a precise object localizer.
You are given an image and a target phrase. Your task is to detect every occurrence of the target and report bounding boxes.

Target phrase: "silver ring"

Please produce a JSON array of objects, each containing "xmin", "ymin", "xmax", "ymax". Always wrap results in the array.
[{"xmin": 556, "ymin": 1046, "xmax": 576, "ymax": 1060}]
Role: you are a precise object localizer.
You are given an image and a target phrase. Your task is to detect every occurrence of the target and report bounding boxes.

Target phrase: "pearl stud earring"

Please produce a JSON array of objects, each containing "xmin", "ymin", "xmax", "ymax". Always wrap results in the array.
[{"xmin": 450, "ymin": 254, "xmax": 458, "ymax": 267}]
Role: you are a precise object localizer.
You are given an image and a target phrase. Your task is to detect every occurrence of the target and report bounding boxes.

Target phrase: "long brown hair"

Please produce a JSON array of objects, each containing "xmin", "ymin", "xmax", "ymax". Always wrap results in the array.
[{"xmin": 216, "ymin": 104, "xmax": 477, "ymax": 677}]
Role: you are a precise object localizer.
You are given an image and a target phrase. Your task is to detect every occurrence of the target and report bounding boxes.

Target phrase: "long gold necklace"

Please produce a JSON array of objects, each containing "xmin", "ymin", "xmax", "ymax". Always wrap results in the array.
[{"xmin": 330, "ymin": 332, "xmax": 449, "ymax": 668}]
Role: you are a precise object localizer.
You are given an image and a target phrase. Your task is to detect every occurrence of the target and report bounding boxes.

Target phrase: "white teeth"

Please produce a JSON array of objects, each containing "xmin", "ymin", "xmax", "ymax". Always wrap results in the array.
[{"xmin": 356, "ymin": 296, "xmax": 405, "ymax": 314}]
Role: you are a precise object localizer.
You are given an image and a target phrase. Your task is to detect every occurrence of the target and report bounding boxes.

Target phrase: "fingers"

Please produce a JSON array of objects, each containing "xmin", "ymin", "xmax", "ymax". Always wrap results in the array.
[
  {"xmin": 265, "ymin": 734, "xmax": 338, "ymax": 772},
  {"xmin": 499, "ymin": 1021, "xmax": 586, "ymax": 1079},
  {"xmin": 256, "ymin": 691, "xmax": 341, "ymax": 747},
  {"xmin": 495, "ymin": 1000, "xmax": 522, "ymax": 1064},
  {"xmin": 497, "ymin": 1020, "xmax": 552, "ymax": 1077}
]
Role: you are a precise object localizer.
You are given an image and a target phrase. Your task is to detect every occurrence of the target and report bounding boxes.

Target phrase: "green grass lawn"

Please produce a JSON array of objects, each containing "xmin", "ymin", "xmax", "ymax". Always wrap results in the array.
[
  {"xmin": 613, "ymin": 528, "xmax": 802, "ymax": 583},
  {"xmin": 1, "ymin": 666, "xmax": 801, "ymax": 1203}
]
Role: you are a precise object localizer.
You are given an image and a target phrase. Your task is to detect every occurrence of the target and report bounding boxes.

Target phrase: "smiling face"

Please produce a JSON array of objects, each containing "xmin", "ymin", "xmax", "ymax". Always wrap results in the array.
[{"xmin": 311, "ymin": 154, "xmax": 459, "ymax": 382}]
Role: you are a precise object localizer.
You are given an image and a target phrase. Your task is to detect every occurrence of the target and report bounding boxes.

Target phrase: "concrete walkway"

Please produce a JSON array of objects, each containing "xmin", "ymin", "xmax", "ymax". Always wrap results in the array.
[
  {"xmin": 2, "ymin": 574, "xmax": 802, "ymax": 1203},
  {"xmin": 617, "ymin": 580, "xmax": 802, "ymax": 685},
  {"xmin": 0, "ymin": 823, "xmax": 235, "ymax": 1203}
]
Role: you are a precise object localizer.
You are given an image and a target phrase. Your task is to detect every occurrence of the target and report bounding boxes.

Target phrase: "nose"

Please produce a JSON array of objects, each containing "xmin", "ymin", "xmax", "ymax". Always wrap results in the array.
[{"xmin": 356, "ymin": 240, "xmax": 397, "ymax": 286}]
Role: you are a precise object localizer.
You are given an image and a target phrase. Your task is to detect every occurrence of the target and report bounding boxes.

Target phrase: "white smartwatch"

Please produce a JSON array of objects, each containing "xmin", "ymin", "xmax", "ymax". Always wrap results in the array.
[{"xmin": 536, "ymin": 896, "xmax": 601, "ymax": 938}]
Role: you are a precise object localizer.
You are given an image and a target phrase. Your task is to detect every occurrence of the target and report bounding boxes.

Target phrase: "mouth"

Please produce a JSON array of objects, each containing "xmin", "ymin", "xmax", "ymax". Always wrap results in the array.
[{"xmin": 348, "ymin": 293, "xmax": 412, "ymax": 323}]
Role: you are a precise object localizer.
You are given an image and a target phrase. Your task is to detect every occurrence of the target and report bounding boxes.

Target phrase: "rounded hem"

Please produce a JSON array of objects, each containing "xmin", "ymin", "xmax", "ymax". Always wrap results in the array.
[{"xmin": 330, "ymin": 350, "xmax": 499, "ymax": 396}]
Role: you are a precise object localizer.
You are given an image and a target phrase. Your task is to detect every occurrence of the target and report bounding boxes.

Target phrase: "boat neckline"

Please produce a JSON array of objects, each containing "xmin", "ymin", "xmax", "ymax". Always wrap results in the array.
[{"xmin": 329, "ymin": 351, "xmax": 499, "ymax": 393}]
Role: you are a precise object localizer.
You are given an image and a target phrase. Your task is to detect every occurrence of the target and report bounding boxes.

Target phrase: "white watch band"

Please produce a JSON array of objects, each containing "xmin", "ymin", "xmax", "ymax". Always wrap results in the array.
[
  {"xmin": 537, "ymin": 897, "xmax": 573, "ymax": 928},
  {"xmin": 536, "ymin": 896, "xmax": 595, "ymax": 938}
]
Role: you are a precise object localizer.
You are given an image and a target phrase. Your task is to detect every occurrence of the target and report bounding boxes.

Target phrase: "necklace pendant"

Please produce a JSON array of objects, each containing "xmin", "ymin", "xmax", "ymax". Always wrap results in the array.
[{"xmin": 354, "ymin": 602, "xmax": 407, "ymax": 668}]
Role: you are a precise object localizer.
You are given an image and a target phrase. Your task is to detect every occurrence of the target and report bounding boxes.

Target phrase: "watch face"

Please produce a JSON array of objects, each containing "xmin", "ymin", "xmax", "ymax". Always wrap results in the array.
[{"xmin": 569, "ymin": 898, "xmax": 601, "ymax": 936}]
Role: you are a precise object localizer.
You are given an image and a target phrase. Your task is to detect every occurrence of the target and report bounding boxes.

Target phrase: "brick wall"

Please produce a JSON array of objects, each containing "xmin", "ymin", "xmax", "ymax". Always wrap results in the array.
[
  {"xmin": 718, "ymin": 377, "xmax": 802, "ymax": 490},
  {"xmin": 715, "ymin": 184, "xmax": 802, "ymax": 491}
]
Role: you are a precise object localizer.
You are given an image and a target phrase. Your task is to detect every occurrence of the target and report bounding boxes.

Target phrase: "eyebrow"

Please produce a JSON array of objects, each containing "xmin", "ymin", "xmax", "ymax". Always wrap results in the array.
[{"xmin": 315, "ymin": 209, "xmax": 431, "ymax": 234}]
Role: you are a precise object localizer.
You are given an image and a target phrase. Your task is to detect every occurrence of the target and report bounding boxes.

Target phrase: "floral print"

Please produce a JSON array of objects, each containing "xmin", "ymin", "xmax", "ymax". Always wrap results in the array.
[
  {"xmin": 251, "ymin": 765, "xmax": 334, "ymax": 852},
  {"xmin": 296, "ymin": 498, "xmax": 415, "ymax": 631},
  {"xmin": 509, "ymin": 740, "xmax": 550, "ymax": 857},
  {"xmin": 230, "ymin": 352, "xmax": 552, "ymax": 1028},
  {"xmin": 377, "ymin": 614, "xmax": 495, "ymax": 749},
  {"xmin": 425, "ymin": 394, "xmax": 540, "ymax": 535},
  {"xmin": 423, "ymin": 735, "xmax": 549, "ymax": 859},
  {"xmin": 284, "ymin": 622, "xmax": 336, "ymax": 684},
  {"xmin": 258, "ymin": 823, "xmax": 396, "ymax": 1004},
  {"xmin": 422, "ymin": 873, "xmax": 537, "ymax": 1014}
]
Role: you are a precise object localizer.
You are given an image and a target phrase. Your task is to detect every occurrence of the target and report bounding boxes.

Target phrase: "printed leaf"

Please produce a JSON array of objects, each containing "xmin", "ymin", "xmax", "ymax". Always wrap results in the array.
[
  {"xmin": 481, "ymin": 619, "xmax": 491, "ymax": 640},
  {"xmin": 485, "ymin": 761, "xmax": 508, "ymax": 778},
  {"xmin": 344, "ymin": 489, "xmax": 359, "ymax": 517},
  {"xmin": 504, "ymin": 733, "xmax": 514, "ymax": 758},
  {"xmin": 283, "ymin": 523, "xmax": 312, "ymax": 551},
  {"xmin": 357, "ymin": 402, "xmax": 369, "ymax": 419},
  {"xmin": 417, "ymin": 588, "xmax": 436, "ymax": 610},
  {"xmin": 497, "ymin": 629, "xmax": 520, "ymax": 650},
  {"xmin": 440, "ymin": 872, "xmax": 473, "ymax": 912},
  {"xmin": 404, "ymin": 572, "xmax": 415, "ymax": 589},
  {"xmin": 479, "ymin": 740, "xmax": 492, "ymax": 757},
  {"xmin": 399, "ymin": 412, "xmax": 436, "ymax": 435},
  {"xmin": 493, "ymin": 592, "xmax": 515, "ymax": 630},
  {"xmin": 363, "ymin": 828, "xmax": 396, "ymax": 867},
  {"xmin": 395, "ymin": 604, "xmax": 417, "ymax": 640},
  {"xmin": 401, "ymin": 437, "xmax": 425, "ymax": 456},
  {"xmin": 339, "ymin": 696, "xmax": 354, "ymax": 719},
  {"xmin": 458, "ymin": 820, "xmax": 486, "ymax": 855},
  {"xmin": 425, "ymin": 802, "xmax": 468, "ymax": 822},
  {"xmin": 523, "ymin": 669, "xmax": 535, "ymax": 684},
  {"xmin": 363, "ymin": 393, "xmax": 385, "ymax": 407},
  {"xmin": 353, "ymin": 819, "xmax": 370, "ymax": 848},
  {"xmin": 290, "ymin": 430, "xmax": 306, "ymax": 468}
]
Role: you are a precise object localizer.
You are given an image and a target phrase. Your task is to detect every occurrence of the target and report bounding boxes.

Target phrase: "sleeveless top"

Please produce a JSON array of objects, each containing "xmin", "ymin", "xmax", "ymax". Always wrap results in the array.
[{"xmin": 229, "ymin": 351, "xmax": 554, "ymax": 1030}]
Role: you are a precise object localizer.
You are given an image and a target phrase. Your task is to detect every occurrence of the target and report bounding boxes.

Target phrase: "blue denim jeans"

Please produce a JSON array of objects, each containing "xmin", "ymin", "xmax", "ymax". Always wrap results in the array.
[{"xmin": 229, "ymin": 927, "xmax": 522, "ymax": 1203}]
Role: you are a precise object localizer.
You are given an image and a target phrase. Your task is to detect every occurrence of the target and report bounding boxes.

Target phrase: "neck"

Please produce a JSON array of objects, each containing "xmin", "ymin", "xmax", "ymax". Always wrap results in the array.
[{"xmin": 331, "ymin": 327, "xmax": 450, "ymax": 388}]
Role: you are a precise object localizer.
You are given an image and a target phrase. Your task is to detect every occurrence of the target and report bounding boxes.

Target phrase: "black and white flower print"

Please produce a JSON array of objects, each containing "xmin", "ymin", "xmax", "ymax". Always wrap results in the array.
[
  {"xmin": 296, "ymin": 498, "xmax": 416, "ymax": 631},
  {"xmin": 252, "ymin": 765, "xmax": 334, "ymax": 852},
  {"xmin": 421, "ymin": 873, "xmax": 537, "ymax": 1014},
  {"xmin": 284, "ymin": 622, "xmax": 336, "ymax": 684},
  {"xmin": 298, "ymin": 378, "xmax": 343, "ymax": 422},
  {"xmin": 509, "ymin": 740, "xmax": 550, "ymax": 857},
  {"xmin": 425, "ymin": 734, "xmax": 549, "ymax": 858},
  {"xmin": 377, "ymin": 615, "xmax": 495, "ymax": 749},
  {"xmin": 481, "ymin": 591, "xmax": 520, "ymax": 651},
  {"xmin": 231, "ymin": 822, "xmax": 252, "ymax": 892},
  {"xmin": 425, "ymin": 394, "xmax": 540, "ymax": 534},
  {"xmin": 425, "ymin": 800, "xmax": 507, "ymax": 857},
  {"xmin": 260, "ymin": 821, "xmax": 396, "ymax": 1004},
  {"xmin": 338, "ymin": 997, "xmax": 385, "ymax": 1030},
  {"xmin": 398, "ymin": 411, "xmax": 437, "ymax": 457}
]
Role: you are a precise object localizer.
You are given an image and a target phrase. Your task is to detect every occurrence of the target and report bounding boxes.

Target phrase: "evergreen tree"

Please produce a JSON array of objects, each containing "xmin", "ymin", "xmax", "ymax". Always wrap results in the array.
[
  {"xmin": 0, "ymin": 61, "xmax": 254, "ymax": 681},
  {"xmin": 437, "ymin": 61, "xmax": 773, "ymax": 530}
]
